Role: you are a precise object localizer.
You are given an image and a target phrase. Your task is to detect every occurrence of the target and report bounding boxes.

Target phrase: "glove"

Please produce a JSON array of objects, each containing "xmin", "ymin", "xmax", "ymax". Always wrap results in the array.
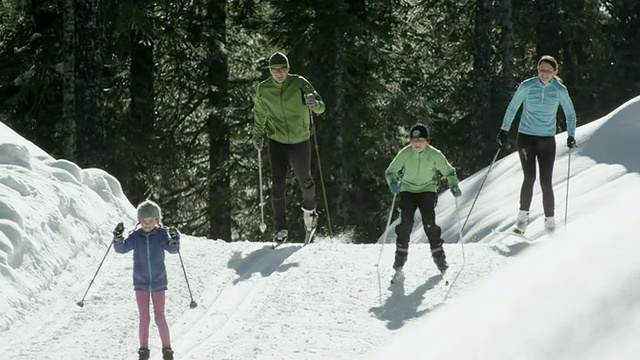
[
  {"xmin": 496, "ymin": 130, "xmax": 508, "ymax": 148},
  {"xmin": 304, "ymin": 93, "xmax": 317, "ymax": 107},
  {"xmin": 450, "ymin": 186, "xmax": 462, "ymax": 198},
  {"xmin": 113, "ymin": 222, "xmax": 124, "ymax": 243},
  {"xmin": 168, "ymin": 227, "xmax": 180, "ymax": 245},
  {"xmin": 252, "ymin": 138, "xmax": 263, "ymax": 151},
  {"xmin": 390, "ymin": 181, "xmax": 401, "ymax": 194},
  {"xmin": 567, "ymin": 136, "xmax": 576, "ymax": 149}
]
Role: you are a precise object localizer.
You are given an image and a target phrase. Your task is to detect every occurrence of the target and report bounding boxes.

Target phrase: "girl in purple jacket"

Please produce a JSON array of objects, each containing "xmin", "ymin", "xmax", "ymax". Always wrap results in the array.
[{"xmin": 113, "ymin": 200, "xmax": 180, "ymax": 360}]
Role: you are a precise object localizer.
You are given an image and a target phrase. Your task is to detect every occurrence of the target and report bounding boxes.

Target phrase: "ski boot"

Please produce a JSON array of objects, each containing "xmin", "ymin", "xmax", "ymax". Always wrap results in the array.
[
  {"xmin": 544, "ymin": 216, "xmax": 556, "ymax": 232},
  {"xmin": 162, "ymin": 347, "xmax": 174, "ymax": 360},
  {"xmin": 302, "ymin": 207, "xmax": 318, "ymax": 245},
  {"xmin": 390, "ymin": 268, "xmax": 405, "ymax": 284},
  {"xmin": 514, "ymin": 210, "xmax": 529, "ymax": 234},
  {"xmin": 431, "ymin": 246, "xmax": 448, "ymax": 274},
  {"xmin": 138, "ymin": 348, "xmax": 150, "ymax": 360},
  {"xmin": 302, "ymin": 207, "xmax": 318, "ymax": 231},
  {"xmin": 272, "ymin": 229, "xmax": 288, "ymax": 249},
  {"xmin": 393, "ymin": 246, "xmax": 408, "ymax": 271},
  {"xmin": 390, "ymin": 248, "xmax": 407, "ymax": 284}
]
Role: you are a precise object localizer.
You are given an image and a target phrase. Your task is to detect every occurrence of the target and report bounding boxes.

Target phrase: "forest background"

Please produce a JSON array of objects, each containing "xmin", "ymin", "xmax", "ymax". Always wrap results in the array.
[{"xmin": 1, "ymin": 0, "xmax": 638, "ymax": 243}]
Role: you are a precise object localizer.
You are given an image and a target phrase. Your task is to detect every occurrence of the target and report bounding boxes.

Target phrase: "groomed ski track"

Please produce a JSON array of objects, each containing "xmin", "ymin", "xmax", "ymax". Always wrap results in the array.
[
  {"xmin": 1, "ymin": 235, "xmax": 537, "ymax": 360},
  {"xmin": 174, "ymin": 243, "xmax": 304, "ymax": 358},
  {"xmin": 166, "ymin": 238, "xmax": 521, "ymax": 359}
]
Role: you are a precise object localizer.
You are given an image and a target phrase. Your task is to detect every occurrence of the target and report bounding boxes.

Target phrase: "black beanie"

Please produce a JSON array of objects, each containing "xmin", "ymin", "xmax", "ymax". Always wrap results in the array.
[
  {"xmin": 409, "ymin": 123, "xmax": 430, "ymax": 139},
  {"xmin": 269, "ymin": 52, "xmax": 289, "ymax": 68}
]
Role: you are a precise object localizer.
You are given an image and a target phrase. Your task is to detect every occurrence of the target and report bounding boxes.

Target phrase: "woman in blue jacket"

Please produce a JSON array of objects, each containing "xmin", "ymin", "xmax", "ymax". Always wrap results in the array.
[
  {"xmin": 497, "ymin": 55, "xmax": 577, "ymax": 234},
  {"xmin": 113, "ymin": 200, "xmax": 180, "ymax": 360}
]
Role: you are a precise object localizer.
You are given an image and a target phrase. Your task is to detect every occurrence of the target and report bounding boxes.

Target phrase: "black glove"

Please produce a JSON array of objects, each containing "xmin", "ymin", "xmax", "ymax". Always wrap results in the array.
[
  {"xmin": 304, "ymin": 93, "xmax": 317, "ymax": 107},
  {"xmin": 567, "ymin": 136, "xmax": 576, "ymax": 149},
  {"xmin": 113, "ymin": 222, "xmax": 124, "ymax": 243},
  {"xmin": 168, "ymin": 227, "xmax": 180, "ymax": 245},
  {"xmin": 496, "ymin": 130, "xmax": 508, "ymax": 148}
]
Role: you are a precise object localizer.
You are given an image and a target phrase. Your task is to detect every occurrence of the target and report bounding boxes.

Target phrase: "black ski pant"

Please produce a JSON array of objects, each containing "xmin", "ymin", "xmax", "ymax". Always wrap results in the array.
[
  {"xmin": 268, "ymin": 138, "xmax": 316, "ymax": 231},
  {"xmin": 516, "ymin": 133, "xmax": 556, "ymax": 217},
  {"xmin": 394, "ymin": 191, "xmax": 444, "ymax": 268}
]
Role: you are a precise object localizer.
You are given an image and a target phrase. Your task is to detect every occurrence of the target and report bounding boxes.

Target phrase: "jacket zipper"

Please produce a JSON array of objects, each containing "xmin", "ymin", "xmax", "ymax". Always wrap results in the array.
[
  {"xmin": 279, "ymin": 85, "xmax": 290, "ymax": 143},
  {"xmin": 146, "ymin": 232, "xmax": 152, "ymax": 292}
]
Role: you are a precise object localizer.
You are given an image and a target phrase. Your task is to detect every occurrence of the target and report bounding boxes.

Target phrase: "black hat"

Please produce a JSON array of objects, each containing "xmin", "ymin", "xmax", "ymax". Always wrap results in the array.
[
  {"xmin": 269, "ymin": 52, "xmax": 289, "ymax": 68},
  {"xmin": 409, "ymin": 123, "xmax": 429, "ymax": 139}
]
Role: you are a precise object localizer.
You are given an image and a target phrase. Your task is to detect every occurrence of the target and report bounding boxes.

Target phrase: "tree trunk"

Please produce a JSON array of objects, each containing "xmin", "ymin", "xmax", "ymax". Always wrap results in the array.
[
  {"xmin": 62, "ymin": 0, "xmax": 76, "ymax": 161},
  {"xmin": 205, "ymin": 0, "xmax": 231, "ymax": 241},
  {"xmin": 75, "ymin": 0, "xmax": 105, "ymax": 167},
  {"xmin": 471, "ymin": 0, "xmax": 492, "ymax": 161},
  {"xmin": 534, "ymin": 0, "xmax": 562, "ymax": 56},
  {"xmin": 129, "ymin": 0, "xmax": 155, "ymax": 205},
  {"xmin": 330, "ymin": 28, "xmax": 347, "ymax": 232},
  {"xmin": 500, "ymin": 0, "xmax": 515, "ymax": 105},
  {"xmin": 561, "ymin": 0, "xmax": 588, "ymax": 86}
]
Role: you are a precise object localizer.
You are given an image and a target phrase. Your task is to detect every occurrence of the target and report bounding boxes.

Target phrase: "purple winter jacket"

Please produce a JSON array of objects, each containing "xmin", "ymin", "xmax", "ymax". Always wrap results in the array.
[{"xmin": 114, "ymin": 226, "xmax": 179, "ymax": 292}]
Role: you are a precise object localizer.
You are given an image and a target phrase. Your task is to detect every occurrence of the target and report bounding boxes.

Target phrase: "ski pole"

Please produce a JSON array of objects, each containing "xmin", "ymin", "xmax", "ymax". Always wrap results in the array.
[
  {"xmin": 376, "ymin": 191, "xmax": 398, "ymax": 304},
  {"xmin": 564, "ymin": 148, "xmax": 572, "ymax": 230},
  {"xmin": 441, "ymin": 197, "xmax": 466, "ymax": 301},
  {"xmin": 77, "ymin": 239, "xmax": 114, "ymax": 307},
  {"xmin": 454, "ymin": 197, "xmax": 465, "ymax": 267},
  {"xmin": 309, "ymin": 107, "xmax": 333, "ymax": 236},
  {"xmin": 376, "ymin": 192, "xmax": 398, "ymax": 267},
  {"xmin": 178, "ymin": 250, "xmax": 198, "ymax": 308},
  {"xmin": 457, "ymin": 147, "xmax": 501, "ymax": 240},
  {"xmin": 257, "ymin": 148, "xmax": 267, "ymax": 233}
]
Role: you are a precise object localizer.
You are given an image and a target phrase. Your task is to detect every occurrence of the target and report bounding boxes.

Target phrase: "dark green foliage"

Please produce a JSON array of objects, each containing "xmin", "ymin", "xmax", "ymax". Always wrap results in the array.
[{"xmin": 0, "ymin": 0, "xmax": 638, "ymax": 243}]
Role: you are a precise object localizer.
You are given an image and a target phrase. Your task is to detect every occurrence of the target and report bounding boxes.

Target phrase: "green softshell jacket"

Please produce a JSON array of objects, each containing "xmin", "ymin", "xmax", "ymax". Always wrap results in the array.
[
  {"xmin": 252, "ymin": 74, "xmax": 325, "ymax": 145},
  {"xmin": 385, "ymin": 145, "xmax": 459, "ymax": 193}
]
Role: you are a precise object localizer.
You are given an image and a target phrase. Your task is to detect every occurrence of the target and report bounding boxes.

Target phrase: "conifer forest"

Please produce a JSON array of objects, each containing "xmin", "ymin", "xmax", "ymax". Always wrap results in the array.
[{"xmin": 1, "ymin": 0, "xmax": 638, "ymax": 242}]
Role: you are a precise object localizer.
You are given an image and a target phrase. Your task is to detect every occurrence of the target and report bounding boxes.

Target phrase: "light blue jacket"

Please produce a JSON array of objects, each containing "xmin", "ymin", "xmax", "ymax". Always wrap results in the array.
[{"xmin": 501, "ymin": 77, "xmax": 577, "ymax": 137}]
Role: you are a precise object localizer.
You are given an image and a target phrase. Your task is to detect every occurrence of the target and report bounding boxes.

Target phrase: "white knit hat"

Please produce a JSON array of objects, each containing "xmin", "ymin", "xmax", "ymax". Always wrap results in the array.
[{"xmin": 137, "ymin": 200, "xmax": 161, "ymax": 220}]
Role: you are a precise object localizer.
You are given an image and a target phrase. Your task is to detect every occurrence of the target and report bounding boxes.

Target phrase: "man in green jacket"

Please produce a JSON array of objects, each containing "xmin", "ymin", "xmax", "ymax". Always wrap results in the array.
[
  {"xmin": 252, "ymin": 52, "xmax": 325, "ymax": 243},
  {"xmin": 385, "ymin": 123, "xmax": 461, "ymax": 279}
]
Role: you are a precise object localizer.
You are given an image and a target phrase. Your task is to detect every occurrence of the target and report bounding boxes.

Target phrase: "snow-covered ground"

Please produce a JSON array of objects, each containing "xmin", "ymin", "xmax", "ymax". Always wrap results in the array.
[{"xmin": 1, "ymin": 96, "xmax": 639, "ymax": 359}]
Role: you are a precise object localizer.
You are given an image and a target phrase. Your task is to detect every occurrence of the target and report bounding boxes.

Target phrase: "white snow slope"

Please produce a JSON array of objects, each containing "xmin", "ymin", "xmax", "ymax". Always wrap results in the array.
[{"xmin": 0, "ymin": 96, "xmax": 639, "ymax": 359}]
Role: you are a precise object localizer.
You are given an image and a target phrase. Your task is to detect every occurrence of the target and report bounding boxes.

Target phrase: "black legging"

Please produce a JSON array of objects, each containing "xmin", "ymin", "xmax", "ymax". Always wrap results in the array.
[
  {"xmin": 393, "ymin": 192, "xmax": 445, "ymax": 267},
  {"xmin": 516, "ymin": 133, "xmax": 556, "ymax": 217},
  {"xmin": 268, "ymin": 139, "xmax": 316, "ymax": 231}
]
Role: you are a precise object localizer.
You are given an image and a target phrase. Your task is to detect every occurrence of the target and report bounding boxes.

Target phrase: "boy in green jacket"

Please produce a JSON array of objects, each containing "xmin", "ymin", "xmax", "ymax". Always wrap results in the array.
[
  {"xmin": 385, "ymin": 123, "xmax": 461, "ymax": 277},
  {"xmin": 251, "ymin": 52, "xmax": 326, "ymax": 243}
]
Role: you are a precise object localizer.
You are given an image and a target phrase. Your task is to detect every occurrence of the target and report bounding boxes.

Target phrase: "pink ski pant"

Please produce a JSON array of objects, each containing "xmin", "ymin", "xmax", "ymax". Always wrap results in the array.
[{"xmin": 136, "ymin": 290, "xmax": 171, "ymax": 349}]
